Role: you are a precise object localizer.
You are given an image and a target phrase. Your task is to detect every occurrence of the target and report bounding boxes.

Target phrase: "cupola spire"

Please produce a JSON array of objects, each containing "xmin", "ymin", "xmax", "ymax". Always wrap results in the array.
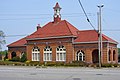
[{"xmin": 53, "ymin": 2, "xmax": 61, "ymax": 23}]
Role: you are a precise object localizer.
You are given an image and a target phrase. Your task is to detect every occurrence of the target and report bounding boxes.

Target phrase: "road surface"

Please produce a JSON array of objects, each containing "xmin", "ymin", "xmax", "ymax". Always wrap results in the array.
[{"xmin": 0, "ymin": 66, "xmax": 120, "ymax": 80}]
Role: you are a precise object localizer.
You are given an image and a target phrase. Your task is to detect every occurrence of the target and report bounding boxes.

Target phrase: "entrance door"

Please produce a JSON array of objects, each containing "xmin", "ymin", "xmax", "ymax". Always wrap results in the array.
[
  {"xmin": 11, "ymin": 52, "xmax": 16, "ymax": 58},
  {"xmin": 0, "ymin": 54, "xmax": 2, "ymax": 60},
  {"xmin": 92, "ymin": 49, "xmax": 99, "ymax": 63}
]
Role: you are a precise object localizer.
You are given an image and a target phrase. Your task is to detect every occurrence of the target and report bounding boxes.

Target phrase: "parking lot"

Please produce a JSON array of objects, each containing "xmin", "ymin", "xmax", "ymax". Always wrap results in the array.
[{"xmin": 0, "ymin": 66, "xmax": 120, "ymax": 80}]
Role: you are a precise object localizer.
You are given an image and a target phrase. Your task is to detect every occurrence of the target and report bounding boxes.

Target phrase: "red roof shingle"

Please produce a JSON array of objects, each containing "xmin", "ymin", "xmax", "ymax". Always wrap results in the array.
[
  {"xmin": 27, "ymin": 20, "xmax": 79, "ymax": 39},
  {"xmin": 7, "ymin": 37, "xmax": 27, "ymax": 47},
  {"xmin": 74, "ymin": 30, "xmax": 117, "ymax": 44}
]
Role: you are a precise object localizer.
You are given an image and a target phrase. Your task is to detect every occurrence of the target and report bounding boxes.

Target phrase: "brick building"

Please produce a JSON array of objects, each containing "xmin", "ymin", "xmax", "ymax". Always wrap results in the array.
[{"xmin": 7, "ymin": 3, "xmax": 118, "ymax": 64}]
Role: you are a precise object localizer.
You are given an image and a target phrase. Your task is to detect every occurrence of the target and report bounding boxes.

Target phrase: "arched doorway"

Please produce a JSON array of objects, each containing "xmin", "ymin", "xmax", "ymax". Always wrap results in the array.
[
  {"xmin": 108, "ymin": 50, "xmax": 111, "ymax": 61},
  {"xmin": 113, "ymin": 50, "xmax": 116, "ymax": 61},
  {"xmin": 11, "ymin": 52, "xmax": 16, "ymax": 58},
  {"xmin": 92, "ymin": 49, "xmax": 99, "ymax": 63},
  {"xmin": 0, "ymin": 54, "xmax": 2, "ymax": 60}
]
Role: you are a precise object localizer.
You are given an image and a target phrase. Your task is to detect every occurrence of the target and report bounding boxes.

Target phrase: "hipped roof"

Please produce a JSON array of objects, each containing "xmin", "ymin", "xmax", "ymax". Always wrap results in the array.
[
  {"xmin": 74, "ymin": 30, "xmax": 118, "ymax": 44},
  {"xmin": 26, "ymin": 20, "xmax": 79, "ymax": 39}
]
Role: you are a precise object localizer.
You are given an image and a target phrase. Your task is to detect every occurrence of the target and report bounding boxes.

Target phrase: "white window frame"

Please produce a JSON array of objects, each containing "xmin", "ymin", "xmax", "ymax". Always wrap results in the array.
[
  {"xmin": 56, "ymin": 46, "xmax": 66, "ymax": 61},
  {"xmin": 77, "ymin": 50, "xmax": 85, "ymax": 61},
  {"xmin": 32, "ymin": 47, "xmax": 40, "ymax": 61},
  {"xmin": 44, "ymin": 46, "xmax": 52, "ymax": 61}
]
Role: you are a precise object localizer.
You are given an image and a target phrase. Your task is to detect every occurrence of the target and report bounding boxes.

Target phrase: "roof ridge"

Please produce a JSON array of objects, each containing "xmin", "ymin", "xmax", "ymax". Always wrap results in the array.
[
  {"xmin": 102, "ymin": 34, "xmax": 118, "ymax": 43},
  {"xmin": 64, "ymin": 20, "xmax": 79, "ymax": 36},
  {"xmin": 64, "ymin": 20, "xmax": 73, "ymax": 35}
]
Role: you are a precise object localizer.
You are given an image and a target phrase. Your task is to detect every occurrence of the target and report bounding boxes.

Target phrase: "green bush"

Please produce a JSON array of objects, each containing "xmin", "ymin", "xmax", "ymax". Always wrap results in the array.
[
  {"xmin": 45, "ymin": 62, "xmax": 56, "ymax": 66},
  {"xmin": 20, "ymin": 53, "xmax": 27, "ymax": 62},
  {"xmin": 28, "ymin": 61, "xmax": 41, "ymax": 66},
  {"xmin": 41, "ymin": 62, "xmax": 65, "ymax": 66},
  {"xmin": 101, "ymin": 63, "xmax": 115, "ymax": 67},
  {"xmin": 112, "ymin": 63, "xmax": 119, "ymax": 67},
  {"xmin": 72, "ymin": 61, "xmax": 87, "ymax": 67},
  {"xmin": 9, "ymin": 56, "xmax": 20, "ymax": 62},
  {"xmin": 0, "ymin": 61, "xmax": 25, "ymax": 66},
  {"xmin": 65, "ymin": 63, "xmax": 79, "ymax": 67},
  {"xmin": 55, "ymin": 62, "xmax": 65, "ymax": 66}
]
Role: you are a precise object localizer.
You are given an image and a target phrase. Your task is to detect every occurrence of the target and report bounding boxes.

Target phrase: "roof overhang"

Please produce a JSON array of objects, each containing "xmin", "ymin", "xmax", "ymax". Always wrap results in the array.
[
  {"xmin": 26, "ymin": 35, "xmax": 77, "ymax": 40},
  {"xmin": 73, "ymin": 41, "xmax": 118, "ymax": 45},
  {"xmin": 7, "ymin": 45, "xmax": 26, "ymax": 48}
]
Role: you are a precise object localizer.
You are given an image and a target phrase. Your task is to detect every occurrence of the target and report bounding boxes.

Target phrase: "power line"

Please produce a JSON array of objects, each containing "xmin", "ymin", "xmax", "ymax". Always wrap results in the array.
[
  {"xmin": 0, "ymin": 15, "xmax": 95, "ymax": 21},
  {"xmin": 4, "ymin": 29, "xmax": 120, "ymax": 38},
  {"xmin": 5, "ymin": 34, "xmax": 28, "ymax": 37},
  {"xmin": 0, "ymin": 17, "xmax": 51, "ymax": 20},
  {"xmin": 102, "ymin": 29, "xmax": 120, "ymax": 31},
  {"xmin": 0, "ymin": 12, "xmax": 95, "ymax": 20},
  {"xmin": 78, "ymin": 0, "xmax": 96, "ymax": 30},
  {"xmin": 0, "ymin": 13, "xmax": 95, "ymax": 16}
]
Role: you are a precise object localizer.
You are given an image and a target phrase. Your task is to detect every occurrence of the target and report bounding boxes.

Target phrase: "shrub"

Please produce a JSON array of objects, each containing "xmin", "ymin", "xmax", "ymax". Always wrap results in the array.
[
  {"xmin": 102, "ymin": 63, "xmax": 113, "ymax": 67},
  {"xmin": 45, "ymin": 62, "xmax": 56, "ymax": 66},
  {"xmin": 55, "ymin": 62, "xmax": 65, "ymax": 66},
  {"xmin": 20, "ymin": 53, "xmax": 27, "ymax": 62},
  {"xmin": 112, "ymin": 63, "xmax": 118, "ymax": 67},
  {"xmin": 72, "ymin": 61, "xmax": 87, "ymax": 67},
  {"xmin": 65, "ymin": 63, "xmax": 79, "ymax": 67},
  {"xmin": 10, "ymin": 56, "xmax": 20, "ymax": 62},
  {"xmin": 27, "ymin": 61, "xmax": 41, "ymax": 66},
  {"xmin": 26, "ymin": 60, "xmax": 31, "ymax": 63}
]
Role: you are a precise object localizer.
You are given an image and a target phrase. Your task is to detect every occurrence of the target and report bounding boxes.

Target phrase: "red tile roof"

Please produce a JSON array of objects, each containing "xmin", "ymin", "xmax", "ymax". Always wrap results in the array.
[
  {"xmin": 74, "ymin": 30, "xmax": 117, "ymax": 44},
  {"xmin": 8, "ymin": 23, "xmax": 118, "ymax": 47},
  {"xmin": 27, "ymin": 20, "xmax": 79, "ymax": 39},
  {"xmin": 8, "ymin": 30, "xmax": 118, "ymax": 47},
  {"xmin": 102, "ymin": 34, "xmax": 117, "ymax": 43},
  {"xmin": 7, "ymin": 37, "xmax": 27, "ymax": 47}
]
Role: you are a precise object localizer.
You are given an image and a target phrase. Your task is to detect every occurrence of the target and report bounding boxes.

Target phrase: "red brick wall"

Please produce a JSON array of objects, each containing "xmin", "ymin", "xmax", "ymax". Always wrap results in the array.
[
  {"xmin": 26, "ymin": 37, "xmax": 73, "ymax": 63},
  {"xmin": 74, "ymin": 42, "xmax": 118, "ymax": 64},
  {"xmin": 8, "ymin": 38, "xmax": 118, "ymax": 64},
  {"xmin": 8, "ymin": 46, "xmax": 26, "ymax": 59}
]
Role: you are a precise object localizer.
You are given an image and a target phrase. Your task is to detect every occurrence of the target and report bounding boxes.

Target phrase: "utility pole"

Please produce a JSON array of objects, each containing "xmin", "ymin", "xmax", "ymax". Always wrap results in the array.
[{"xmin": 97, "ymin": 4, "xmax": 104, "ymax": 68}]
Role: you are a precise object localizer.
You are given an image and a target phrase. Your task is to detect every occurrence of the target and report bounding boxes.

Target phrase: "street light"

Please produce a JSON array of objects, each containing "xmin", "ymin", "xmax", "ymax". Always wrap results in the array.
[{"xmin": 97, "ymin": 4, "xmax": 104, "ymax": 68}]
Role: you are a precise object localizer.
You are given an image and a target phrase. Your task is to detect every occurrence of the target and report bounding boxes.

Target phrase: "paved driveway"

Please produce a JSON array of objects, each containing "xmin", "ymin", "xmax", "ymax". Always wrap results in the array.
[{"xmin": 0, "ymin": 66, "xmax": 120, "ymax": 80}]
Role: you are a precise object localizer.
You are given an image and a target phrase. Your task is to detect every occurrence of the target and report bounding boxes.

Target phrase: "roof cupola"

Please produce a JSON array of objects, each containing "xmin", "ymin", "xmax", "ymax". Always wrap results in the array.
[{"xmin": 53, "ymin": 2, "xmax": 61, "ymax": 23}]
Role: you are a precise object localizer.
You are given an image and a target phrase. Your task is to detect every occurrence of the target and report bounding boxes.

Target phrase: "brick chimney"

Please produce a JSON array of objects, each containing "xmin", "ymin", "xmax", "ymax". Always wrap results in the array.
[{"xmin": 36, "ymin": 24, "xmax": 41, "ymax": 30}]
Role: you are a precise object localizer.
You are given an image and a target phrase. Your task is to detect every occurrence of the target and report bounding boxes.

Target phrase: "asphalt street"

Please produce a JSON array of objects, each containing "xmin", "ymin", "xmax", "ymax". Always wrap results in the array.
[{"xmin": 0, "ymin": 66, "xmax": 120, "ymax": 80}]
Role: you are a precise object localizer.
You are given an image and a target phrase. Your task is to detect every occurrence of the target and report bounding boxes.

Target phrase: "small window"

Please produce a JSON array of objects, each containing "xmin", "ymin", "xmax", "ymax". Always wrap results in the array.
[{"xmin": 76, "ymin": 50, "xmax": 85, "ymax": 61}]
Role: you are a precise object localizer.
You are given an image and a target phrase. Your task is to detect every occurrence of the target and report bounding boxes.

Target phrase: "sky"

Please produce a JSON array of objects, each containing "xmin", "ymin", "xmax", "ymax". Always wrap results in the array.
[{"xmin": 0, "ymin": 0, "xmax": 120, "ymax": 50}]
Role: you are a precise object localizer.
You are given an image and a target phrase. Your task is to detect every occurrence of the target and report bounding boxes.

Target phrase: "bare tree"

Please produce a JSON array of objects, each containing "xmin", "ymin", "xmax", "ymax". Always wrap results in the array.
[{"xmin": 0, "ymin": 30, "xmax": 6, "ymax": 51}]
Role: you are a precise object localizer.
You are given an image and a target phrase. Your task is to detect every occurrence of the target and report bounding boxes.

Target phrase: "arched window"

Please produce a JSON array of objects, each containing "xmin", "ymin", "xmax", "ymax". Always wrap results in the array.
[
  {"xmin": 44, "ymin": 46, "xmax": 52, "ymax": 61},
  {"xmin": 56, "ymin": 45, "xmax": 66, "ymax": 61},
  {"xmin": 108, "ymin": 50, "xmax": 111, "ymax": 61},
  {"xmin": 76, "ymin": 50, "xmax": 85, "ymax": 61},
  {"xmin": 32, "ymin": 46, "xmax": 40, "ymax": 61},
  {"xmin": 113, "ymin": 50, "xmax": 116, "ymax": 61}
]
